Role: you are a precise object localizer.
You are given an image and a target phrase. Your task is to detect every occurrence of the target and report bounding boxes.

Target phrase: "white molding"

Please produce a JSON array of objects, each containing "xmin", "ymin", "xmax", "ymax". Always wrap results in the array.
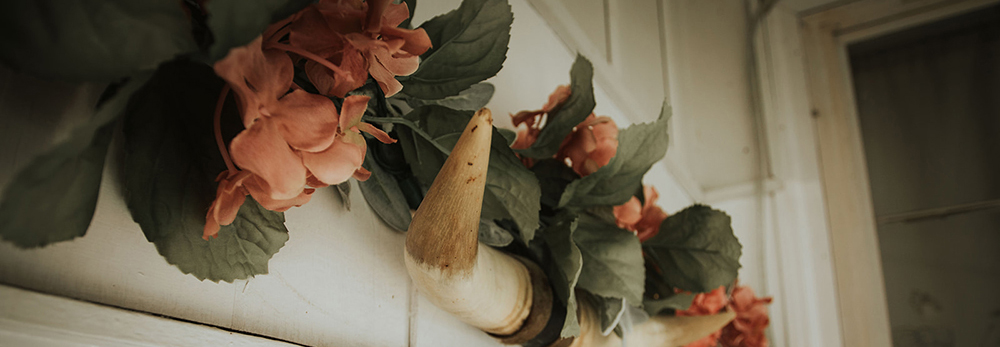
[
  {"xmin": 0, "ymin": 285, "xmax": 297, "ymax": 347},
  {"xmin": 750, "ymin": 4, "xmax": 847, "ymax": 347},
  {"xmin": 701, "ymin": 179, "xmax": 783, "ymax": 204}
]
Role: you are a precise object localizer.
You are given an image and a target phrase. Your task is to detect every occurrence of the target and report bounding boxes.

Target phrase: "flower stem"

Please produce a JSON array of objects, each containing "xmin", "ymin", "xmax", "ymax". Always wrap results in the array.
[
  {"xmin": 267, "ymin": 42, "xmax": 349, "ymax": 77},
  {"xmin": 214, "ymin": 84, "xmax": 237, "ymax": 176},
  {"xmin": 362, "ymin": 115, "xmax": 453, "ymax": 155}
]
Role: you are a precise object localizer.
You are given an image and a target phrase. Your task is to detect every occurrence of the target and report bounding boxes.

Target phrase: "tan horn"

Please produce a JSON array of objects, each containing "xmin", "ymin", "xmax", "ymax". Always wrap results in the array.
[{"xmin": 403, "ymin": 108, "xmax": 535, "ymax": 336}]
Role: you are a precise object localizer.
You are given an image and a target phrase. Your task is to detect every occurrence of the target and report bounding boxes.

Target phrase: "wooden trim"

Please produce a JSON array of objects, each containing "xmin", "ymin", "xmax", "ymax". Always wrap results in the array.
[
  {"xmin": 749, "ymin": 4, "xmax": 847, "ymax": 346},
  {"xmin": 800, "ymin": 0, "xmax": 1000, "ymax": 346},
  {"xmin": 0, "ymin": 284, "xmax": 297, "ymax": 347}
]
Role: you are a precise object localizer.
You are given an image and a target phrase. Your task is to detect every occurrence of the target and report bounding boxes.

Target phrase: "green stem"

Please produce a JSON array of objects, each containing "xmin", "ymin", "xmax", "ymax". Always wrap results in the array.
[{"xmin": 362, "ymin": 116, "xmax": 452, "ymax": 155}]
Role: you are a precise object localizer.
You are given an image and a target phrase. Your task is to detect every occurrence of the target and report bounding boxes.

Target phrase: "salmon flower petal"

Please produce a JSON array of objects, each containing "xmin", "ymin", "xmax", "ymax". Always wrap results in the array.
[
  {"xmin": 557, "ymin": 114, "xmax": 618, "ymax": 176},
  {"xmin": 720, "ymin": 285, "xmax": 773, "ymax": 347},
  {"xmin": 302, "ymin": 133, "xmax": 367, "ymax": 185},
  {"xmin": 613, "ymin": 197, "xmax": 643, "ymax": 229},
  {"xmin": 244, "ymin": 175, "xmax": 316, "ymax": 212},
  {"xmin": 288, "ymin": 0, "xmax": 429, "ymax": 98},
  {"xmin": 677, "ymin": 285, "xmax": 728, "ymax": 347},
  {"xmin": 213, "ymin": 36, "xmax": 293, "ymax": 127},
  {"xmin": 203, "ymin": 170, "xmax": 252, "ymax": 240},
  {"xmin": 230, "ymin": 119, "xmax": 307, "ymax": 200},
  {"xmin": 271, "ymin": 89, "xmax": 341, "ymax": 152}
]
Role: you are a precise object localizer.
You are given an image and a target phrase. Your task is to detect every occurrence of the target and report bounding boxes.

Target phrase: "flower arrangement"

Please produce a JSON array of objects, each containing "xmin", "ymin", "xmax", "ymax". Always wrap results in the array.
[{"xmin": 0, "ymin": 0, "xmax": 771, "ymax": 345}]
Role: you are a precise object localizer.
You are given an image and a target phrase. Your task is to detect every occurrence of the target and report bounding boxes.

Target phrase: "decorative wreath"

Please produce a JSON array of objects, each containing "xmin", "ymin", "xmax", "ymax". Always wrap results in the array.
[{"xmin": 0, "ymin": 0, "xmax": 771, "ymax": 346}]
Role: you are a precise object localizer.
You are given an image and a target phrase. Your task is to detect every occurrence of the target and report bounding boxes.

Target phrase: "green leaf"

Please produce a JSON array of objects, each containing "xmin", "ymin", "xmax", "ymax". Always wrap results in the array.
[
  {"xmin": 482, "ymin": 132, "xmax": 541, "ymax": 242},
  {"xmin": 154, "ymin": 196, "xmax": 289, "ymax": 282},
  {"xmin": 643, "ymin": 292, "xmax": 696, "ymax": 316},
  {"xmin": 558, "ymin": 104, "xmax": 671, "ymax": 208},
  {"xmin": 530, "ymin": 159, "xmax": 581, "ymax": 209},
  {"xmin": 574, "ymin": 213, "xmax": 645, "ymax": 304},
  {"xmin": 0, "ymin": 1, "xmax": 196, "ymax": 81},
  {"xmin": 516, "ymin": 55, "xmax": 596, "ymax": 159},
  {"xmin": 206, "ymin": 0, "xmax": 314, "ymax": 60},
  {"xmin": 358, "ymin": 145, "xmax": 413, "ymax": 232},
  {"xmin": 537, "ymin": 213, "xmax": 582, "ymax": 338},
  {"xmin": 399, "ymin": 0, "xmax": 513, "ymax": 99},
  {"xmin": 399, "ymin": 0, "xmax": 417, "ymax": 30},
  {"xmin": 591, "ymin": 294, "xmax": 626, "ymax": 336},
  {"xmin": 121, "ymin": 60, "xmax": 288, "ymax": 282},
  {"xmin": 0, "ymin": 74, "xmax": 152, "ymax": 248},
  {"xmin": 478, "ymin": 219, "xmax": 513, "ymax": 247},
  {"xmin": 402, "ymin": 83, "xmax": 495, "ymax": 111},
  {"xmin": 396, "ymin": 106, "xmax": 540, "ymax": 242},
  {"xmin": 335, "ymin": 181, "xmax": 352, "ymax": 211},
  {"xmin": 643, "ymin": 204, "xmax": 742, "ymax": 293}
]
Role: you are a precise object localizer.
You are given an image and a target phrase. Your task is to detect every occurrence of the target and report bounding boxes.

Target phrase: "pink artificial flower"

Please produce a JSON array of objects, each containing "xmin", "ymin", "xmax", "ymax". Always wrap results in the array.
[
  {"xmin": 511, "ymin": 85, "xmax": 573, "ymax": 155},
  {"xmin": 671, "ymin": 284, "xmax": 774, "ymax": 347},
  {"xmin": 676, "ymin": 286, "xmax": 728, "ymax": 347},
  {"xmin": 556, "ymin": 114, "xmax": 618, "ymax": 177},
  {"xmin": 510, "ymin": 85, "xmax": 620, "ymax": 175},
  {"xmin": 300, "ymin": 94, "xmax": 396, "ymax": 185},
  {"xmin": 215, "ymin": 39, "xmax": 394, "ymax": 199},
  {"xmin": 720, "ymin": 286, "xmax": 773, "ymax": 347},
  {"xmin": 613, "ymin": 186, "xmax": 669, "ymax": 242},
  {"xmin": 204, "ymin": 170, "xmax": 251, "ymax": 240},
  {"xmin": 215, "ymin": 36, "xmax": 339, "ymax": 200},
  {"xmin": 288, "ymin": 0, "xmax": 431, "ymax": 97},
  {"xmin": 203, "ymin": 170, "xmax": 314, "ymax": 240}
]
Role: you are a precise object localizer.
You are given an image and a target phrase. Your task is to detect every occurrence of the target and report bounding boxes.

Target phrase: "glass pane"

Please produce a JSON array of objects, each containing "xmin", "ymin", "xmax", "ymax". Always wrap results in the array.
[
  {"xmin": 849, "ymin": 6, "xmax": 1000, "ymax": 216},
  {"xmin": 878, "ymin": 210, "xmax": 1000, "ymax": 347}
]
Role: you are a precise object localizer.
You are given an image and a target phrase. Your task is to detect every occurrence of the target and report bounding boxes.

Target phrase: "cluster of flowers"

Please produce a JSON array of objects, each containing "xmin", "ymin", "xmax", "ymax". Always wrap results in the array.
[
  {"xmin": 680, "ymin": 285, "xmax": 774, "ymax": 347},
  {"xmin": 509, "ymin": 86, "xmax": 669, "ymax": 240},
  {"xmin": 512, "ymin": 87, "xmax": 772, "ymax": 347},
  {"xmin": 203, "ymin": 0, "xmax": 431, "ymax": 239}
]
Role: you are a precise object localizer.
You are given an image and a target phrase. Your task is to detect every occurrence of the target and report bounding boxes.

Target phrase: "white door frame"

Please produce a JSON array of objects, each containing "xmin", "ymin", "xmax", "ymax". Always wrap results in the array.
[{"xmin": 797, "ymin": 0, "xmax": 1000, "ymax": 346}]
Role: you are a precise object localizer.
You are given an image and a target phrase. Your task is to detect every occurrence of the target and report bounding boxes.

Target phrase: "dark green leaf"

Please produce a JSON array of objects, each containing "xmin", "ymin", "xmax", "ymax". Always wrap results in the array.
[
  {"xmin": 0, "ymin": 2, "xmax": 196, "ymax": 81},
  {"xmin": 574, "ymin": 213, "xmax": 645, "ymax": 304},
  {"xmin": 478, "ymin": 219, "xmax": 513, "ymax": 247},
  {"xmin": 643, "ymin": 292, "xmax": 696, "ymax": 316},
  {"xmin": 643, "ymin": 204, "xmax": 742, "ymax": 293},
  {"xmin": 496, "ymin": 128, "xmax": 517, "ymax": 146},
  {"xmin": 122, "ymin": 61, "xmax": 288, "ymax": 282},
  {"xmin": 206, "ymin": 0, "xmax": 314, "ymax": 60},
  {"xmin": 403, "ymin": 83, "xmax": 495, "ymax": 111},
  {"xmin": 531, "ymin": 159, "xmax": 580, "ymax": 209},
  {"xmin": 154, "ymin": 196, "xmax": 289, "ymax": 282},
  {"xmin": 537, "ymin": 213, "xmax": 582, "ymax": 338},
  {"xmin": 399, "ymin": 0, "xmax": 512, "ymax": 99},
  {"xmin": 399, "ymin": 0, "xmax": 417, "ymax": 30},
  {"xmin": 0, "ymin": 74, "xmax": 152, "ymax": 247},
  {"xmin": 482, "ymin": 131, "xmax": 541, "ymax": 242},
  {"xmin": 558, "ymin": 104, "xmax": 671, "ymax": 208},
  {"xmin": 591, "ymin": 294, "xmax": 626, "ymax": 336},
  {"xmin": 358, "ymin": 145, "xmax": 413, "ymax": 232},
  {"xmin": 336, "ymin": 181, "xmax": 352, "ymax": 210},
  {"xmin": 516, "ymin": 55, "xmax": 596, "ymax": 159}
]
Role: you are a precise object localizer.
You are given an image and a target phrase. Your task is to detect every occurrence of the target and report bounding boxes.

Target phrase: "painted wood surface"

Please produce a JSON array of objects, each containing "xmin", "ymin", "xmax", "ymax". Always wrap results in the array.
[{"xmin": 0, "ymin": 285, "xmax": 299, "ymax": 347}]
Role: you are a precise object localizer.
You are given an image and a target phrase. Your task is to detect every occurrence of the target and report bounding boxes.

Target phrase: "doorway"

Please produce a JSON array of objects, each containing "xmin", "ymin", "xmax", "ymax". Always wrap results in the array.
[{"xmin": 848, "ymin": 6, "xmax": 1000, "ymax": 346}]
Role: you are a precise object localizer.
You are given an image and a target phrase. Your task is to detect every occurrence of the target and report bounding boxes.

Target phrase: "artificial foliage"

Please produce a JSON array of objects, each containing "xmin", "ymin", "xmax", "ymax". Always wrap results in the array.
[{"xmin": 0, "ymin": 0, "xmax": 770, "ymax": 345}]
